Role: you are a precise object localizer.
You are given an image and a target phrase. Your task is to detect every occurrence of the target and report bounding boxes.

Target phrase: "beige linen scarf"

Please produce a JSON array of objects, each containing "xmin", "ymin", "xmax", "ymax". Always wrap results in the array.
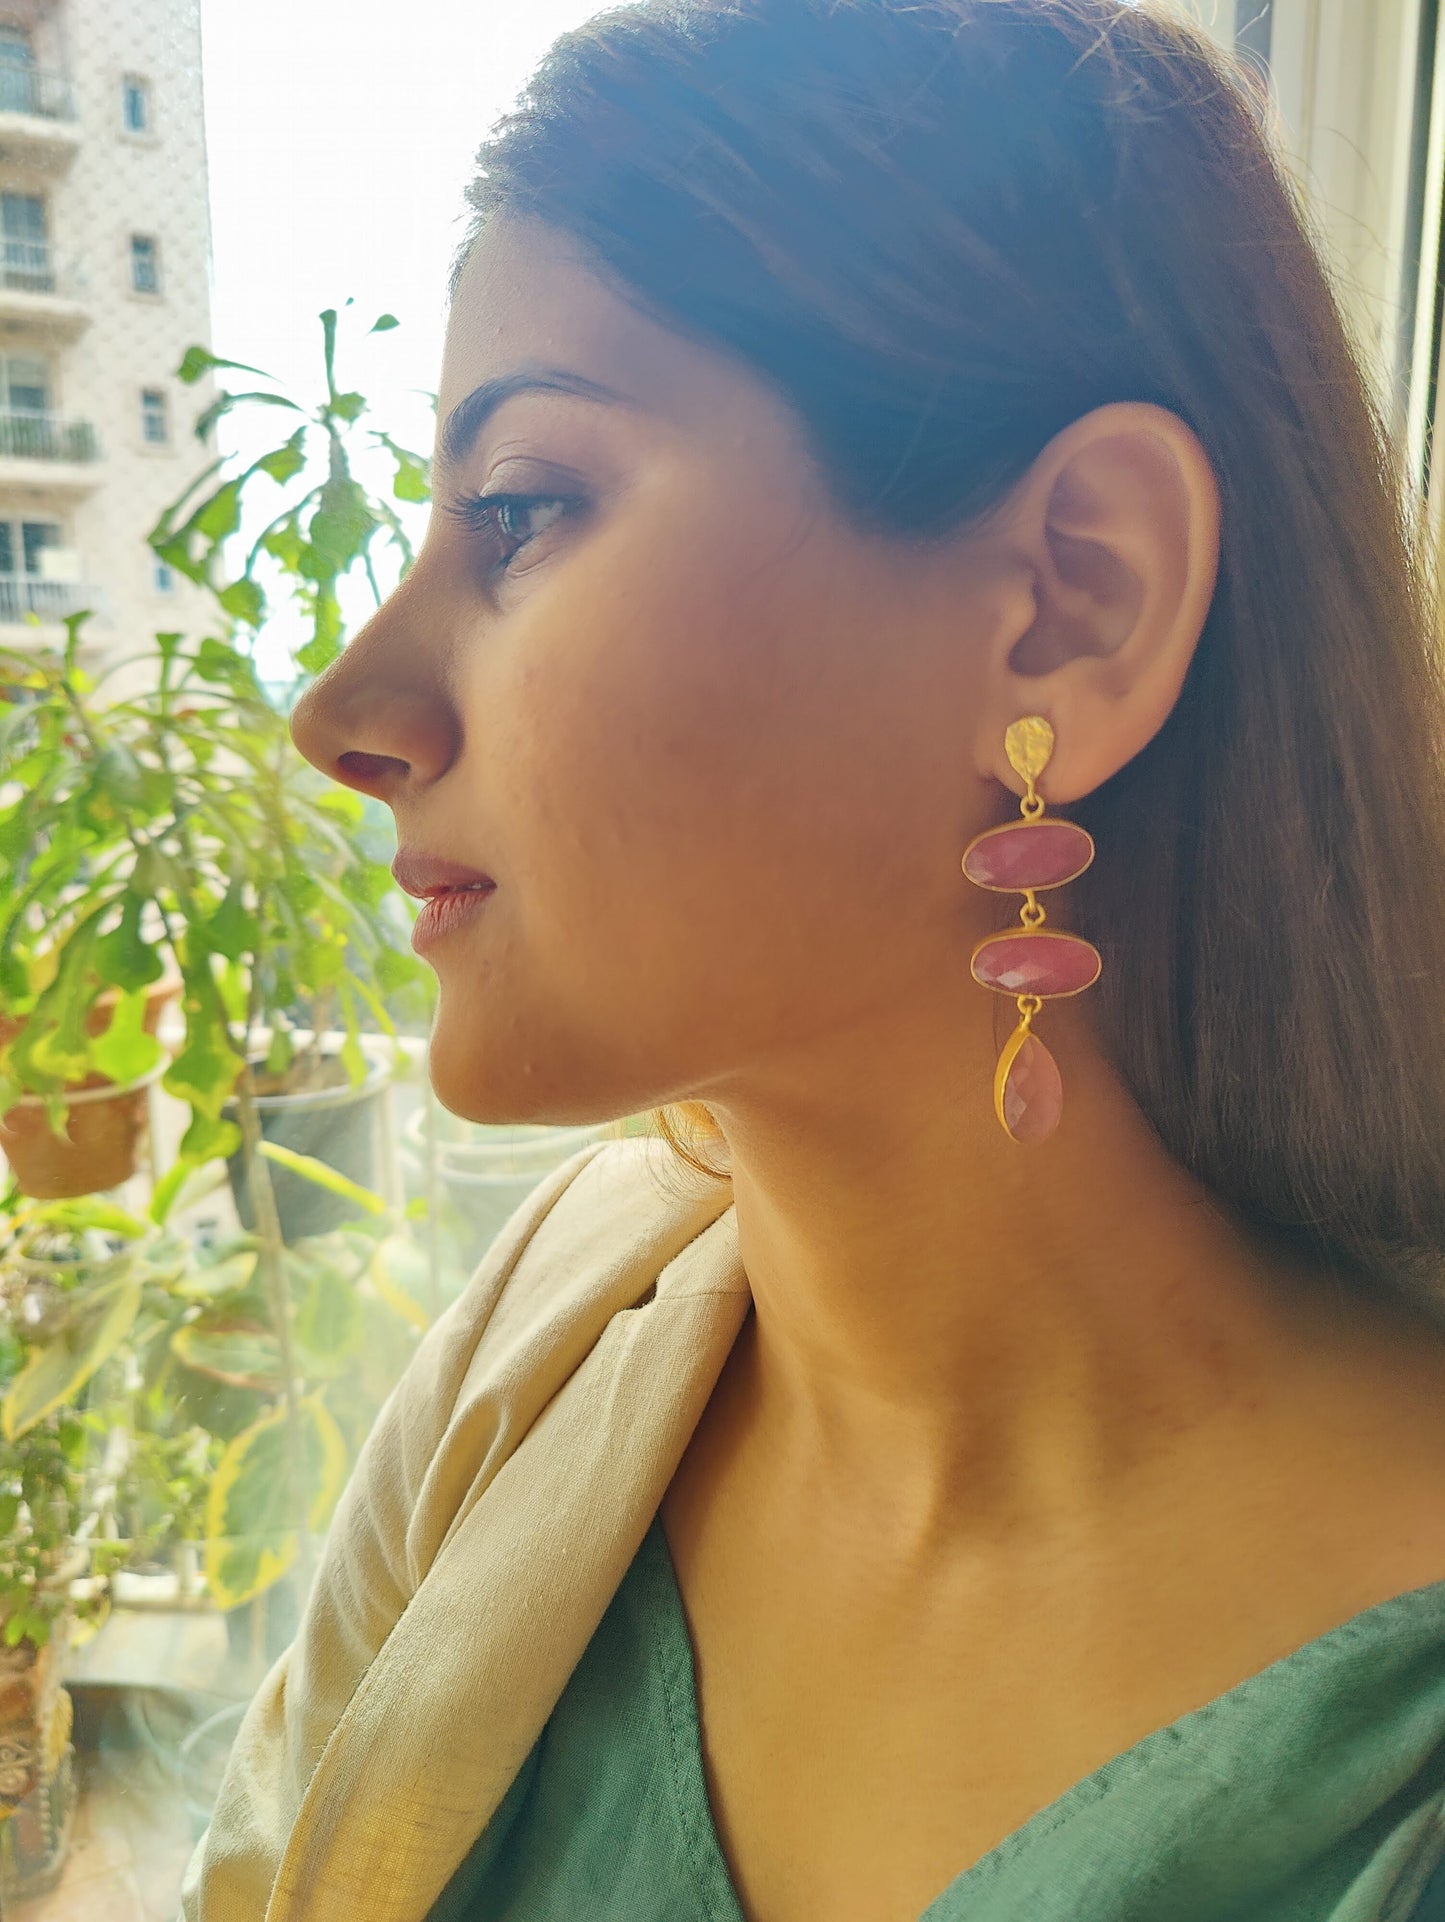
[{"xmin": 180, "ymin": 1135, "xmax": 748, "ymax": 1922}]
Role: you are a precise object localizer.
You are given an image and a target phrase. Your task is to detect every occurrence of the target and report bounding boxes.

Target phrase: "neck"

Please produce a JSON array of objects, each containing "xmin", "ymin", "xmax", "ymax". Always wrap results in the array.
[{"xmin": 700, "ymin": 990, "xmax": 1432, "ymax": 1560}]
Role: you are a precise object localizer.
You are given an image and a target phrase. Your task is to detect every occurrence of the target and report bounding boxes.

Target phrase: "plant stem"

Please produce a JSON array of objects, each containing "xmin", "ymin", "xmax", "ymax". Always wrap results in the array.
[{"xmin": 234, "ymin": 985, "xmax": 314, "ymax": 1603}]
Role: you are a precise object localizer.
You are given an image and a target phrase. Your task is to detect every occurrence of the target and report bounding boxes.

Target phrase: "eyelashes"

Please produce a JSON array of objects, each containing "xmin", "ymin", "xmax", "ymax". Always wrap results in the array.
[{"xmin": 439, "ymin": 490, "xmax": 581, "ymax": 574}]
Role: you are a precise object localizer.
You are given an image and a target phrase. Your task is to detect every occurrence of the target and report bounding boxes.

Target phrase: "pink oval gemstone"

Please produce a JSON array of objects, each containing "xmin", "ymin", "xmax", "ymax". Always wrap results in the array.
[
  {"xmin": 962, "ymin": 820, "xmax": 1094, "ymax": 891},
  {"xmin": 971, "ymin": 930, "xmax": 1101, "ymax": 997},
  {"xmin": 999, "ymin": 1031, "xmax": 1063, "ymax": 1143}
]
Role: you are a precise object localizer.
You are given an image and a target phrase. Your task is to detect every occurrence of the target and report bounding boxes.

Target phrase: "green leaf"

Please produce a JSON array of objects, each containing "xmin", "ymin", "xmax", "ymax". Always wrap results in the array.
[
  {"xmin": 296, "ymin": 619, "xmax": 341, "ymax": 676},
  {"xmin": 177, "ymin": 344, "xmax": 276, "ymax": 386},
  {"xmin": 320, "ymin": 308, "xmax": 339, "ymax": 398},
  {"xmin": 2, "ymin": 1273, "xmax": 143, "ymax": 1439},
  {"xmin": 192, "ymin": 478, "xmax": 244, "ymax": 542},
  {"xmin": 194, "ymin": 635, "xmax": 255, "ymax": 687},
  {"xmin": 259, "ymin": 516, "xmax": 305, "ymax": 570},
  {"xmin": 217, "ymin": 577, "xmax": 265, "ymax": 626},
  {"xmin": 171, "ymin": 1321, "xmax": 282, "ymax": 1389},
  {"xmin": 207, "ymin": 879, "xmax": 258, "ymax": 963},
  {"xmin": 339, "ymin": 1027, "xmax": 365, "ymax": 1086},
  {"xmin": 174, "ymin": 1112, "xmax": 242, "ymax": 1167},
  {"xmin": 370, "ymin": 313, "xmax": 399, "ymax": 333},
  {"xmin": 376, "ymin": 945, "xmax": 425, "ymax": 993},
  {"xmin": 174, "ymin": 1249, "xmax": 258, "ymax": 1300},
  {"xmin": 193, "ymin": 389, "xmax": 304, "ymax": 443},
  {"xmin": 308, "ymin": 475, "xmax": 374, "ymax": 578},
  {"xmin": 92, "ymin": 742, "xmax": 146, "ymax": 807},
  {"xmin": 204, "ymin": 1393, "xmax": 348, "ymax": 1607},
  {"xmin": 291, "ymin": 1261, "xmax": 364, "ymax": 1376},
  {"xmin": 27, "ymin": 1196, "xmax": 149, "ymax": 1238},
  {"xmin": 329, "ymin": 391, "xmax": 366, "ymax": 423},
  {"xmin": 264, "ymin": 1029, "xmax": 295, "ymax": 1078},
  {"xmin": 258, "ymin": 1142, "xmax": 387, "ymax": 1215},
  {"xmin": 93, "ymin": 893, "xmax": 165, "ymax": 993},
  {"xmin": 338, "ymin": 860, "xmax": 395, "ymax": 909},
  {"xmin": 147, "ymin": 1154, "xmax": 229, "ymax": 1226},
  {"xmin": 152, "ymin": 534, "xmax": 207, "ymax": 584},
  {"xmin": 256, "ymin": 429, "xmax": 307, "ymax": 485},
  {"xmin": 90, "ymin": 987, "xmax": 164, "ymax": 1084},
  {"xmin": 392, "ymin": 457, "xmax": 430, "ymax": 503},
  {"xmin": 368, "ymin": 1234, "xmax": 432, "ymax": 1333},
  {"xmin": 164, "ymin": 1031, "xmax": 242, "ymax": 1121}
]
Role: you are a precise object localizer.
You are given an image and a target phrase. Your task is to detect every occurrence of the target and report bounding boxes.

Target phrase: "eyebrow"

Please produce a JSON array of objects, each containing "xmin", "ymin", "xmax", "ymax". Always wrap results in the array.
[{"xmin": 438, "ymin": 368, "xmax": 634, "ymax": 469}]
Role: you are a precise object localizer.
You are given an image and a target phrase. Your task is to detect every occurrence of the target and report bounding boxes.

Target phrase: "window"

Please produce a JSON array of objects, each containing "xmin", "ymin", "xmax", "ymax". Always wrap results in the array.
[
  {"xmin": 0, "ymin": 518, "xmax": 59, "ymax": 576},
  {"xmin": 154, "ymin": 559, "xmax": 175, "ymax": 594},
  {"xmin": 0, "ymin": 26, "xmax": 34, "ymax": 116},
  {"xmin": 1, "ymin": 193, "xmax": 50, "ymax": 291},
  {"xmin": 130, "ymin": 233, "xmax": 159, "ymax": 294},
  {"xmin": 4, "ymin": 354, "xmax": 50, "ymax": 415},
  {"xmin": 122, "ymin": 76, "xmax": 149, "ymax": 133},
  {"xmin": 141, "ymin": 386, "xmax": 167, "ymax": 444},
  {"xmin": 0, "ymin": 519, "xmax": 71, "ymax": 621}
]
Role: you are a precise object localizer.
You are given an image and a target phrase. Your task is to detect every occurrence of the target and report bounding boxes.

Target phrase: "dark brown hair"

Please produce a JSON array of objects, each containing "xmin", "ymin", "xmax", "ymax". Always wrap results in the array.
[{"xmin": 455, "ymin": 0, "xmax": 1445, "ymax": 1313}]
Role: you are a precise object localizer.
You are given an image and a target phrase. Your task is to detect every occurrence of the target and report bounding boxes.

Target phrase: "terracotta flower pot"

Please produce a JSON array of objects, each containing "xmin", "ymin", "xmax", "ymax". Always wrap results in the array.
[
  {"xmin": 0, "ymin": 1596, "xmax": 80, "ymax": 1902},
  {"xmin": 0, "ymin": 974, "xmax": 180, "ymax": 1200}
]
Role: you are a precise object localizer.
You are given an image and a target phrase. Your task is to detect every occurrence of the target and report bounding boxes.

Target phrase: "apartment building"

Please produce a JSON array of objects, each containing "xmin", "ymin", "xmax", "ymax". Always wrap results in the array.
[{"xmin": 0, "ymin": 0, "xmax": 214, "ymax": 677}]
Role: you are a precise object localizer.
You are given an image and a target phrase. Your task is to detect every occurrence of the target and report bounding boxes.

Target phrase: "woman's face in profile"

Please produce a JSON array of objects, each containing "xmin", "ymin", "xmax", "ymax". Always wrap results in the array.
[{"xmin": 290, "ymin": 213, "xmax": 1003, "ymax": 1129}]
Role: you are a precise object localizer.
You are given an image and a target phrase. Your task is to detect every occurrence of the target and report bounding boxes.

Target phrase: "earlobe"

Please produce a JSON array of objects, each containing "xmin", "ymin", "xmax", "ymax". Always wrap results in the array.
[{"xmin": 983, "ymin": 401, "xmax": 1220, "ymax": 806}]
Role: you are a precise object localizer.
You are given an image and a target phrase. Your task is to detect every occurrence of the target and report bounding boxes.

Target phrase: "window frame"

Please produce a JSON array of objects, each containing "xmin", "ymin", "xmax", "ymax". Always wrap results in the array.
[
  {"xmin": 140, "ymin": 385, "xmax": 168, "ymax": 445},
  {"xmin": 129, "ymin": 231, "xmax": 160, "ymax": 296},
  {"xmin": 121, "ymin": 73, "xmax": 150, "ymax": 135}
]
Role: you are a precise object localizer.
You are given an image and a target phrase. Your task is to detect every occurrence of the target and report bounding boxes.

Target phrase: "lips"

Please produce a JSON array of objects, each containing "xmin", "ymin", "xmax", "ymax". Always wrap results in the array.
[{"xmin": 391, "ymin": 850, "xmax": 496, "ymax": 899}]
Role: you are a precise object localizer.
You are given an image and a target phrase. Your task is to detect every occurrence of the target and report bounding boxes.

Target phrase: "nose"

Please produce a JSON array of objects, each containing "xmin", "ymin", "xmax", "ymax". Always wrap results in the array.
[{"xmin": 289, "ymin": 576, "xmax": 459, "ymax": 803}]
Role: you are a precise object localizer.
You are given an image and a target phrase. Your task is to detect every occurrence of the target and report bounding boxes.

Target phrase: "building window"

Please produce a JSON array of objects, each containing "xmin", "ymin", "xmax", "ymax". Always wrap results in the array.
[
  {"xmin": 0, "ymin": 517, "xmax": 59, "ymax": 577},
  {"xmin": 122, "ymin": 76, "xmax": 149, "ymax": 133},
  {"xmin": 3, "ymin": 355, "xmax": 49, "ymax": 415},
  {"xmin": 154, "ymin": 559, "xmax": 175, "ymax": 594},
  {"xmin": 130, "ymin": 233, "xmax": 159, "ymax": 295},
  {"xmin": 0, "ymin": 519, "xmax": 72, "ymax": 622},
  {"xmin": 0, "ymin": 27, "xmax": 34, "ymax": 117},
  {"xmin": 141, "ymin": 386, "xmax": 167, "ymax": 444},
  {"xmin": 1, "ymin": 193, "xmax": 50, "ymax": 292}
]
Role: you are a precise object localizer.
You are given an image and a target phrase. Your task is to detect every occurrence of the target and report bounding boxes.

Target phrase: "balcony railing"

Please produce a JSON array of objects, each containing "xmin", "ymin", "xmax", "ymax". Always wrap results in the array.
[
  {"xmin": 0, "ymin": 411, "xmax": 97, "ymax": 461},
  {"xmin": 0, "ymin": 237, "xmax": 55, "ymax": 293},
  {"xmin": 0, "ymin": 576, "xmax": 95, "ymax": 624},
  {"xmin": 0, "ymin": 67, "xmax": 74, "ymax": 121}
]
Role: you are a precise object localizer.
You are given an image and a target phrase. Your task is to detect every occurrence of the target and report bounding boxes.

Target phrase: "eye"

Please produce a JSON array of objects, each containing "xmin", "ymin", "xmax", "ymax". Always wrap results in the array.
[{"xmin": 440, "ymin": 490, "xmax": 580, "ymax": 573}]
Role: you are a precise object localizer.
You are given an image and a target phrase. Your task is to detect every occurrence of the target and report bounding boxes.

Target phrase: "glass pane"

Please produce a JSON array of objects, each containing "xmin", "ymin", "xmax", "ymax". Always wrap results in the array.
[
  {"xmin": 124, "ymin": 79, "xmax": 147, "ymax": 131},
  {"xmin": 7, "ymin": 356, "xmax": 49, "ymax": 412},
  {"xmin": 1, "ymin": 192, "xmax": 46, "ymax": 240},
  {"xmin": 21, "ymin": 520, "xmax": 58, "ymax": 574},
  {"xmin": 131, "ymin": 234, "xmax": 157, "ymax": 291},
  {"xmin": 0, "ymin": 30, "xmax": 34, "ymax": 113},
  {"xmin": 0, "ymin": 519, "xmax": 17, "ymax": 575}
]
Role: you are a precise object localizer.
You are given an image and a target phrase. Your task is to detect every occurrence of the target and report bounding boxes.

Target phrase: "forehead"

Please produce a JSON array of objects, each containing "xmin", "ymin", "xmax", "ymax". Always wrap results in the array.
[{"xmin": 440, "ymin": 214, "xmax": 760, "ymax": 441}]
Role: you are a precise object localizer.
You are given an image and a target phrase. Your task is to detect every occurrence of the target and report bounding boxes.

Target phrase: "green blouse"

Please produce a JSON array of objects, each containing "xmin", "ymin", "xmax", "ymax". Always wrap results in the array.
[{"xmin": 427, "ymin": 1512, "xmax": 1445, "ymax": 1921}]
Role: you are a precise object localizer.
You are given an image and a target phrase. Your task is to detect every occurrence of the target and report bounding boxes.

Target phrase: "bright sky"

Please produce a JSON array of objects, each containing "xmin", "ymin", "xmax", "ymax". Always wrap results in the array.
[
  {"xmin": 200, "ymin": 0, "xmax": 606, "ymax": 434},
  {"xmin": 197, "ymin": 0, "xmax": 608, "ymax": 668}
]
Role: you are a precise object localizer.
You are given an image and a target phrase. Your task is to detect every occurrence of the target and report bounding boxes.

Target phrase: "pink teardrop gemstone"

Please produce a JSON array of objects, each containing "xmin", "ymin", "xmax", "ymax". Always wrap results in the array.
[
  {"xmin": 998, "ymin": 1031, "xmax": 1063, "ymax": 1143},
  {"xmin": 971, "ymin": 930, "xmax": 1101, "ymax": 997},
  {"xmin": 962, "ymin": 820, "xmax": 1094, "ymax": 891}
]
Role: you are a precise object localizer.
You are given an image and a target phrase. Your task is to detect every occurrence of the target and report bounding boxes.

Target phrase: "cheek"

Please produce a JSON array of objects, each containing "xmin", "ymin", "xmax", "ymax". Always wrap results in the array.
[{"xmin": 465, "ymin": 477, "xmax": 954, "ymax": 1012}]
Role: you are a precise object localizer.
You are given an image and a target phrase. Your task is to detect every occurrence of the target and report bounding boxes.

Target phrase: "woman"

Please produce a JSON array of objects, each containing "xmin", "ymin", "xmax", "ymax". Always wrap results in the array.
[{"xmin": 184, "ymin": 2, "xmax": 1445, "ymax": 1919}]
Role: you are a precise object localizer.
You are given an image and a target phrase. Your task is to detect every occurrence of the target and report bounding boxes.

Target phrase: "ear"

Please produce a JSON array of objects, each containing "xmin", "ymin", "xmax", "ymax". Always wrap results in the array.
[{"xmin": 971, "ymin": 401, "xmax": 1221, "ymax": 807}]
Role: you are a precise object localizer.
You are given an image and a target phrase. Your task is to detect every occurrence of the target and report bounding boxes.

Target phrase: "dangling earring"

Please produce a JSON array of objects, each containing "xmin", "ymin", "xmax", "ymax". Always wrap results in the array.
[{"xmin": 961, "ymin": 716, "xmax": 1101, "ymax": 1144}]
